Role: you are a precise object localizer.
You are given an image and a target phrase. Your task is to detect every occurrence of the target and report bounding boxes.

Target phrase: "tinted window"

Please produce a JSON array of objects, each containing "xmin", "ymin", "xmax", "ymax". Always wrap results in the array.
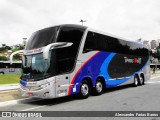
[
  {"xmin": 54, "ymin": 27, "xmax": 85, "ymax": 75},
  {"xmin": 26, "ymin": 27, "xmax": 58, "ymax": 50},
  {"xmin": 83, "ymin": 32, "xmax": 116, "ymax": 52},
  {"xmin": 83, "ymin": 32, "xmax": 97, "ymax": 52},
  {"xmin": 96, "ymin": 34, "xmax": 108, "ymax": 51},
  {"xmin": 83, "ymin": 31, "xmax": 149, "ymax": 57}
]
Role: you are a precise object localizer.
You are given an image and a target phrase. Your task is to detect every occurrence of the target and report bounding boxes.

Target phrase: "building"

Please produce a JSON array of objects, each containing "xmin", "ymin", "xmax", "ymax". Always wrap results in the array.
[
  {"xmin": 22, "ymin": 38, "xmax": 27, "ymax": 47},
  {"xmin": 150, "ymin": 40, "xmax": 158, "ymax": 49},
  {"xmin": 157, "ymin": 39, "xmax": 160, "ymax": 46},
  {"xmin": 143, "ymin": 40, "xmax": 151, "ymax": 49}
]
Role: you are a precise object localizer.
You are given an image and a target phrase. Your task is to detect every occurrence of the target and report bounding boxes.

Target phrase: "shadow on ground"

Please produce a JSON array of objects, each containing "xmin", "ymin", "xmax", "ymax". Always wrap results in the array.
[{"xmin": 20, "ymin": 84, "xmax": 134, "ymax": 106}]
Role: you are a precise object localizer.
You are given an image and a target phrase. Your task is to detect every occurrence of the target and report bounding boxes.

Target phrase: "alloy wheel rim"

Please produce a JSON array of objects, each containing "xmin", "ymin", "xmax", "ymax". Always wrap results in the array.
[
  {"xmin": 81, "ymin": 84, "xmax": 89, "ymax": 96},
  {"xmin": 96, "ymin": 82, "xmax": 102, "ymax": 93},
  {"xmin": 135, "ymin": 77, "xmax": 138, "ymax": 85},
  {"xmin": 140, "ymin": 77, "xmax": 143, "ymax": 84}
]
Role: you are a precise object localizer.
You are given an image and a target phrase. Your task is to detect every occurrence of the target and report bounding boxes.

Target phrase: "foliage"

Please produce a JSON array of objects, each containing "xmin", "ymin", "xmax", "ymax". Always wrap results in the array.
[
  {"xmin": 0, "ymin": 46, "xmax": 12, "ymax": 52},
  {"xmin": 0, "ymin": 56, "xmax": 8, "ymax": 61},
  {"xmin": 152, "ymin": 43, "xmax": 160, "ymax": 60},
  {"xmin": 13, "ymin": 54, "xmax": 21, "ymax": 61},
  {"xmin": 12, "ymin": 46, "xmax": 24, "ymax": 61},
  {"xmin": 12, "ymin": 45, "xmax": 24, "ymax": 52},
  {"xmin": 0, "ymin": 44, "xmax": 24, "ymax": 61}
]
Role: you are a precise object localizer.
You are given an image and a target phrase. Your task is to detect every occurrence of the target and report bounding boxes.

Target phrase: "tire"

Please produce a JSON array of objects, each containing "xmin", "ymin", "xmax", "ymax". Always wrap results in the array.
[
  {"xmin": 94, "ymin": 80, "xmax": 103, "ymax": 95},
  {"xmin": 79, "ymin": 80, "xmax": 90, "ymax": 99},
  {"xmin": 139, "ymin": 75, "xmax": 144, "ymax": 85},
  {"xmin": 0, "ymin": 72, "xmax": 4, "ymax": 75},
  {"xmin": 133, "ymin": 75, "xmax": 138, "ymax": 87}
]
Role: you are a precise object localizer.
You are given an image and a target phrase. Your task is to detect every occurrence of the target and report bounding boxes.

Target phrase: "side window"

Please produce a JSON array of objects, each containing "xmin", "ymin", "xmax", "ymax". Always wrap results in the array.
[
  {"xmin": 83, "ymin": 32, "xmax": 119, "ymax": 53},
  {"xmin": 55, "ymin": 27, "xmax": 84, "ymax": 75},
  {"xmin": 96, "ymin": 34, "xmax": 108, "ymax": 51},
  {"xmin": 106, "ymin": 36, "xmax": 119, "ymax": 53},
  {"xmin": 83, "ymin": 32, "xmax": 97, "ymax": 53}
]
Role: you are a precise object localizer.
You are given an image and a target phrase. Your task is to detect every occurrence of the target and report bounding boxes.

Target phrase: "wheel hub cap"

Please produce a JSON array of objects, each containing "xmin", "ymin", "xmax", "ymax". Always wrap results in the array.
[
  {"xmin": 96, "ymin": 82, "xmax": 102, "ymax": 93},
  {"xmin": 81, "ymin": 84, "xmax": 88, "ymax": 96}
]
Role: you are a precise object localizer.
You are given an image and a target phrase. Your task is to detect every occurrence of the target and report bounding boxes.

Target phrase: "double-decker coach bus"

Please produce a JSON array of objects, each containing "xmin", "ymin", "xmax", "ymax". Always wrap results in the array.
[{"xmin": 10, "ymin": 24, "xmax": 150, "ymax": 99}]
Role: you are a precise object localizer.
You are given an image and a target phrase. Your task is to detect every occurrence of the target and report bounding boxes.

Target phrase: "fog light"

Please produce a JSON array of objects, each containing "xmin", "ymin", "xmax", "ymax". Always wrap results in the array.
[{"xmin": 27, "ymin": 92, "xmax": 33, "ymax": 97}]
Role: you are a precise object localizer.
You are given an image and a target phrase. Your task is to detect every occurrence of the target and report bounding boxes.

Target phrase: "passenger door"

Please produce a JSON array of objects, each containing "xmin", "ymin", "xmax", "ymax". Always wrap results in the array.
[{"xmin": 55, "ymin": 74, "xmax": 70, "ymax": 97}]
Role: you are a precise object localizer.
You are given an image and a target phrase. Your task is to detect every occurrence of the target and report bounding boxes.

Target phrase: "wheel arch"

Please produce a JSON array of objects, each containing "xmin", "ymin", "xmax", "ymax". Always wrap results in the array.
[
  {"xmin": 81, "ymin": 77, "xmax": 93, "ymax": 89},
  {"xmin": 140, "ymin": 73, "xmax": 145, "ymax": 80}
]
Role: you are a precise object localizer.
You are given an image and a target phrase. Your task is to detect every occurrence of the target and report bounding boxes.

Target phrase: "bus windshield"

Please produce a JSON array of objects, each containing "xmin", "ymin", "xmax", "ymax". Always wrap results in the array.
[
  {"xmin": 21, "ymin": 52, "xmax": 51, "ymax": 80},
  {"xmin": 25, "ymin": 26, "xmax": 58, "ymax": 50}
]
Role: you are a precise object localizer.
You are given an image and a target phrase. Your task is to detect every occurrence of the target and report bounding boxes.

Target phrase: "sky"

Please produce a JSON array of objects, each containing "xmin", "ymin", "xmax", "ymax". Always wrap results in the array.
[{"xmin": 0, "ymin": 0, "xmax": 160, "ymax": 46}]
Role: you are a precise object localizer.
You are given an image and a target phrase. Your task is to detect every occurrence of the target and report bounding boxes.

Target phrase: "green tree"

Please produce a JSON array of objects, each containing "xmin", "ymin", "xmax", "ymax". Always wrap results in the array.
[
  {"xmin": 152, "ymin": 43, "xmax": 160, "ymax": 60},
  {"xmin": 13, "ymin": 54, "xmax": 21, "ymax": 61},
  {"xmin": 0, "ymin": 44, "xmax": 12, "ymax": 52},
  {"xmin": 0, "ymin": 56, "xmax": 8, "ymax": 61},
  {"xmin": 5, "ymin": 46, "xmax": 12, "ymax": 50},
  {"xmin": 0, "ymin": 47, "xmax": 7, "ymax": 52}
]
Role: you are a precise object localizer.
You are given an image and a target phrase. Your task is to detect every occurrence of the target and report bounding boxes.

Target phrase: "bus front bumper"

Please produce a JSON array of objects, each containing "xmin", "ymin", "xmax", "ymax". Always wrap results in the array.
[{"xmin": 19, "ymin": 85, "xmax": 55, "ymax": 99}]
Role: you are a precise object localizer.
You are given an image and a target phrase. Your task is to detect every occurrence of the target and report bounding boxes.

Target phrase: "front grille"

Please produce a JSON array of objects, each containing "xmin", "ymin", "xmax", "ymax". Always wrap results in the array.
[{"xmin": 20, "ymin": 85, "xmax": 42, "ymax": 91}]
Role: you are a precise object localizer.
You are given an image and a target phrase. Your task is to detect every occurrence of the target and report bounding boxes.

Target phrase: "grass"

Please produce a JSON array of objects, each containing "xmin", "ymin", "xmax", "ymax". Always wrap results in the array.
[{"xmin": 0, "ymin": 74, "xmax": 20, "ymax": 84}]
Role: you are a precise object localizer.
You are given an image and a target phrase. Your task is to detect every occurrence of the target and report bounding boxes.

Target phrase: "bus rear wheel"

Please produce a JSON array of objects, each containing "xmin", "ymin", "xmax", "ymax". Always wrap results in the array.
[
  {"xmin": 139, "ymin": 75, "xmax": 144, "ymax": 85},
  {"xmin": 79, "ymin": 80, "xmax": 90, "ymax": 99},
  {"xmin": 133, "ymin": 75, "xmax": 138, "ymax": 87},
  {"xmin": 94, "ymin": 80, "xmax": 103, "ymax": 95}
]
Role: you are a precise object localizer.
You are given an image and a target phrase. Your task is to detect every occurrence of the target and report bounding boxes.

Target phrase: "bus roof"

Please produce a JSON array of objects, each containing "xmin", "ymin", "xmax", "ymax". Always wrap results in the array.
[
  {"xmin": 60, "ymin": 24, "xmax": 87, "ymax": 30},
  {"xmin": 32, "ymin": 24, "xmax": 148, "ymax": 49}
]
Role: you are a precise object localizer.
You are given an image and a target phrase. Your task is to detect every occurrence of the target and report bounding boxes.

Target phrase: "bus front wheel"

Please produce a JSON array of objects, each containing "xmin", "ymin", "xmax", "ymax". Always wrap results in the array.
[{"xmin": 79, "ymin": 80, "xmax": 90, "ymax": 99}]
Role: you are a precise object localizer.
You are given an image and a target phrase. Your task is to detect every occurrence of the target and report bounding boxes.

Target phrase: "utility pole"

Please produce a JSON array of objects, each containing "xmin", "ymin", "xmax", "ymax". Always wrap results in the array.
[{"xmin": 80, "ymin": 19, "xmax": 86, "ymax": 26}]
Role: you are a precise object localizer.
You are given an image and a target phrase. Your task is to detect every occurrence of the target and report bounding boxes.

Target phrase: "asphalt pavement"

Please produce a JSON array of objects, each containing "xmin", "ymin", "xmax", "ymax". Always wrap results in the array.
[
  {"xmin": 0, "ymin": 75, "xmax": 160, "ymax": 119},
  {"xmin": 0, "ymin": 73, "xmax": 160, "ymax": 120},
  {"xmin": 0, "ymin": 72, "xmax": 159, "ymax": 102},
  {"xmin": 1, "ymin": 77, "xmax": 160, "ymax": 111}
]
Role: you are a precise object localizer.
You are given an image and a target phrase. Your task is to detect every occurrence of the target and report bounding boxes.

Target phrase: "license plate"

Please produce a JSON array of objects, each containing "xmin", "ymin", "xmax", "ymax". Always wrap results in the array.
[{"xmin": 26, "ymin": 82, "xmax": 37, "ymax": 87}]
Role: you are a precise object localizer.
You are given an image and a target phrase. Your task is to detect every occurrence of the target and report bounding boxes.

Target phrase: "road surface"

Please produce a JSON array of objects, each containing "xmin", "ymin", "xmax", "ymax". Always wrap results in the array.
[{"xmin": 0, "ymin": 77, "xmax": 160, "ymax": 120}]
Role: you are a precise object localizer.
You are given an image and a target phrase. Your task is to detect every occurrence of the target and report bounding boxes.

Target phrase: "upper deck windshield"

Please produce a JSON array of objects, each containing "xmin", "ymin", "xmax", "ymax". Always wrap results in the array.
[
  {"xmin": 25, "ymin": 26, "xmax": 59, "ymax": 50},
  {"xmin": 21, "ymin": 53, "xmax": 51, "ymax": 80}
]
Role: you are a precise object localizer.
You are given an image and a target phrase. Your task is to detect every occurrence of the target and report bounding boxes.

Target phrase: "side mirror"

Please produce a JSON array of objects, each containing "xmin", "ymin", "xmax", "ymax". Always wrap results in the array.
[
  {"xmin": 43, "ymin": 42, "xmax": 73, "ymax": 59},
  {"xmin": 10, "ymin": 50, "xmax": 24, "ymax": 64}
]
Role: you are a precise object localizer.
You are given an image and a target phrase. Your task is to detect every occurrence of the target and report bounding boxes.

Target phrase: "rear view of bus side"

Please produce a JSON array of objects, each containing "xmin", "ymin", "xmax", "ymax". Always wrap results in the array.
[{"xmin": 11, "ymin": 24, "xmax": 150, "ymax": 99}]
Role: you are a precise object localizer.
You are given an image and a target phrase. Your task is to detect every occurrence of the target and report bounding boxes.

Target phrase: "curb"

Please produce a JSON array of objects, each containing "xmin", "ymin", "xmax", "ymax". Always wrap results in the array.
[
  {"xmin": 0, "ymin": 84, "xmax": 19, "ymax": 92},
  {"xmin": 0, "ymin": 98, "xmax": 29, "ymax": 107}
]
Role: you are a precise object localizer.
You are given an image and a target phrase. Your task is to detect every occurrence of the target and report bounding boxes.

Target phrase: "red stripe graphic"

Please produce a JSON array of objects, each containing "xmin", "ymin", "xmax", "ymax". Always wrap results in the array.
[{"xmin": 68, "ymin": 51, "xmax": 100, "ymax": 95}]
